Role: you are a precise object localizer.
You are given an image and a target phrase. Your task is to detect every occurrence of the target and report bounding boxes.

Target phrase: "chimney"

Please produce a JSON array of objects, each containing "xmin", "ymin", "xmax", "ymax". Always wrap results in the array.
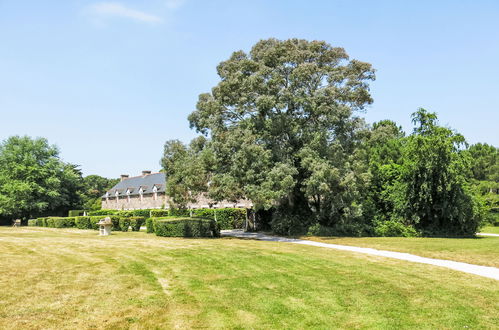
[
  {"xmin": 142, "ymin": 170, "xmax": 151, "ymax": 176},
  {"xmin": 120, "ymin": 174, "xmax": 129, "ymax": 181}
]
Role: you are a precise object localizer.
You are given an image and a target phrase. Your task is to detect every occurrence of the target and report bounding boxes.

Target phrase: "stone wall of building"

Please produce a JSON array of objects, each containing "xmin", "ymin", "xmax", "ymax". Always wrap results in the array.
[
  {"xmin": 101, "ymin": 192, "xmax": 253, "ymax": 210},
  {"xmin": 101, "ymin": 193, "xmax": 167, "ymax": 210}
]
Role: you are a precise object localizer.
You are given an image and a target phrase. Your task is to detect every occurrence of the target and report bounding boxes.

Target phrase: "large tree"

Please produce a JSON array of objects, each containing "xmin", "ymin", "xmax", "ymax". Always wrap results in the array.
[
  {"xmin": 0, "ymin": 136, "xmax": 84, "ymax": 219},
  {"xmin": 396, "ymin": 109, "xmax": 485, "ymax": 236},
  {"xmin": 187, "ymin": 38, "xmax": 375, "ymax": 234},
  {"xmin": 81, "ymin": 175, "xmax": 120, "ymax": 210}
]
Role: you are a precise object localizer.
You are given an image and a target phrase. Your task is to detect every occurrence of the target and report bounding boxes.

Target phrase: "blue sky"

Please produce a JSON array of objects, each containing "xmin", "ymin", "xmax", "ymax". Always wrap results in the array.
[{"xmin": 1, "ymin": 0, "xmax": 498, "ymax": 178}]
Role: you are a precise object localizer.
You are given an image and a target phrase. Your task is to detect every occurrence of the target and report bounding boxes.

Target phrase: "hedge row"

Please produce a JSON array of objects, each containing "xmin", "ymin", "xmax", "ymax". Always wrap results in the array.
[
  {"xmin": 152, "ymin": 218, "xmax": 220, "ymax": 237},
  {"xmin": 31, "ymin": 216, "xmax": 145, "ymax": 232},
  {"xmin": 90, "ymin": 208, "xmax": 246, "ymax": 229}
]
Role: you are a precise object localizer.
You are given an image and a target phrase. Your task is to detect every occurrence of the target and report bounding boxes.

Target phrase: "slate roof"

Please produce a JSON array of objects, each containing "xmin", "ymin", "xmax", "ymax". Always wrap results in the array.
[{"xmin": 103, "ymin": 172, "xmax": 166, "ymax": 198}]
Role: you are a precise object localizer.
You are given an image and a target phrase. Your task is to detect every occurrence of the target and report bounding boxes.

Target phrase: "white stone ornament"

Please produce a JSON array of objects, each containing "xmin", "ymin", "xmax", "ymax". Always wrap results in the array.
[{"xmin": 98, "ymin": 217, "xmax": 113, "ymax": 236}]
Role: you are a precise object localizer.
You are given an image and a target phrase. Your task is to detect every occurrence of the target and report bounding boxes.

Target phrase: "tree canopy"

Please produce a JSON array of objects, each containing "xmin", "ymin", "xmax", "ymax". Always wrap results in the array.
[{"xmin": 0, "ymin": 136, "xmax": 83, "ymax": 219}]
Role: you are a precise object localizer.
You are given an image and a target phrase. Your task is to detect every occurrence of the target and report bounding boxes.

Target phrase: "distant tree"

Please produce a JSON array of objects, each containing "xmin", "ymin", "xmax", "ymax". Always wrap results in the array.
[
  {"xmin": 0, "ymin": 136, "xmax": 84, "ymax": 219},
  {"xmin": 468, "ymin": 143, "xmax": 498, "ymax": 182},
  {"xmin": 160, "ymin": 137, "xmax": 213, "ymax": 208},
  {"xmin": 81, "ymin": 175, "xmax": 120, "ymax": 210},
  {"xmin": 397, "ymin": 109, "xmax": 485, "ymax": 236}
]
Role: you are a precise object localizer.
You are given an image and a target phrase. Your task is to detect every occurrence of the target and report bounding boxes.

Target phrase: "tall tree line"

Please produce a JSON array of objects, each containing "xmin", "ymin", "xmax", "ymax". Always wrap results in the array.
[{"xmin": 161, "ymin": 38, "xmax": 497, "ymax": 237}]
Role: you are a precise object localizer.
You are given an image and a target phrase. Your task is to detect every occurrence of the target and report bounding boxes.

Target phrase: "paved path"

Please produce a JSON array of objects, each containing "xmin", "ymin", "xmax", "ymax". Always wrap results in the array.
[
  {"xmin": 221, "ymin": 230, "xmax": 499, "ymax": 281},
  {"xmin": 478, "ymin": 232, "xmax": 499, "ymax": 237}
]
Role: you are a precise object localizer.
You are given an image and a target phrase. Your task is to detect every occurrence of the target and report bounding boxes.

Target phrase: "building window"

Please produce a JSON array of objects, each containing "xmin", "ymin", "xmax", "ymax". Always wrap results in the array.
[
  {"xmin": 115, "ymin": 191, "xmax": 119, "ymax": 204},
  {"xmin": 139, "ymin": 187, "xmax": 143, "ymax": 202},
  {"xmin": 126, "ymin": 190, "xmax": 130, "ymax": 203}
]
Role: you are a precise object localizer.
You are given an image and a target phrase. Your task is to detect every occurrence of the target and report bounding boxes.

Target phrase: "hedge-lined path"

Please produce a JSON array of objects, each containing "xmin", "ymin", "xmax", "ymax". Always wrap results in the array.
[{"xmin": 221, "ymin": 230, "xmax": 499, "ymax": 281}]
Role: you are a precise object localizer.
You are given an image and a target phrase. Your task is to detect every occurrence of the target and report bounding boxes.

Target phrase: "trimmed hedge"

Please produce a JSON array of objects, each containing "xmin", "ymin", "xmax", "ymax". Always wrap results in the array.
[
  {"xmin": 146, "ymin": 218, "xmax": 155, "ymax": 233},
  {"xmin": 51, "ymin": 217, "xmax": 76, "ymax": 228},
  {"xmin": 154, "ymin": 218, "xmax": 220, "ymax": 237},
  {"xmin": 87, "ymin": 210, "xmax": 118, "ymax": 216},
  {"xmin": 150, "ymin": 209, "xmax": 169, "ymax": 217},
  {"xmin": 191, "ymin": 208, "xmax": 246, "ymax": 230},
  {"xmin": 36, "ymin": 218, "xmax": 48, "ymax": 227},
  {"xmin": 28, "ymin": 219, "xmax": 37, "ymax": 226},
  {"xmin": 169, "ymin": 208, "xmax": 191, "ymax": 217},
  {"xmin": 76, "ymin": 216, "xmax": 91, "ymax": 229},
  {"xmin": 130, "ymin": 217, "xmax": 145, "ymax": 231},
  {"xmin": 68, "ymin": 210, "xmax": 85, "ymax": 217}
]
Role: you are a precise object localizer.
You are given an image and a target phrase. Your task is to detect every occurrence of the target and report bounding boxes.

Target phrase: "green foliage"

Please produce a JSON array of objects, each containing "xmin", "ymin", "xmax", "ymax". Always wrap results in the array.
[
  {"xmin": 119, "ymin": 217, "xmax": 131, "ymax": 232},
  {"xmin": 75, "ymin": 216, "xmax": 91, "ymax": 229},
  {"xmin": 145, "ymin": 218, "xmax": 155, "ymax": 233},
  {"xmin": 373, "ymin": 219, "xmax": 418, "ymax": 237},
  {"xmin": 150, "ymin": 209, "xmax": 169, "ymax": 217},
  {"xmin": 68, "ymin": 210, "xmax": 85, "ymax": 217},
  {"xmin": 0, "ymin": 136, "xmax": 84, "ymax": 219},
  {"xmin": 191, "ymin": 208, "xmax": 246, "ymax": 230},
  {"xmin": 50, "ymin": 217, "xmax": 76, "ymax": 228},
  {"xmin": 169, "ymin": 208, "xmax": 191, "ymax": 217},
  {"xmin": 129, "ymin": 217, "xmax": 145, "ymax": 231},
  {"xmin": 87, "ymin": 209, "xmax": 118, "ymax": 216},
  {"xmin": 28, "ymin": 219, "xmax": 37, "ymax": 226},
  {"xmin": 307, "ymin": 223, "xmax": 372, "ymax": 237},
  {"xmin": 81, "ymin": 175, "xmax": 120, "ymax": 210},
  {"xmin": 154, "ymin": 218, "xmax": 219, "ymax": 237}
]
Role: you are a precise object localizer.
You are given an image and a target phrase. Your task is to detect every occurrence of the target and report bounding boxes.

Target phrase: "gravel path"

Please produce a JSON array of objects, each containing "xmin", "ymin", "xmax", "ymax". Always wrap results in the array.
[
  {"xmin": 221, "ymin": 230, "xmax": 499, "ymax": 281},
  {"xmin": 478, "ymin": 232, "xmax": 499, "ymax": 237}
]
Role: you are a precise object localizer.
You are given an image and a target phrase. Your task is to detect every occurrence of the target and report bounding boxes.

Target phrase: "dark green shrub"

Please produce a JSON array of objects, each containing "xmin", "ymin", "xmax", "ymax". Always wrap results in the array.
[
  {"xmin": 129, "ymin": 217, "xmax": 145, "ymax": 231},
  {"xmin": 75, "ymin": 216, "xmax": 92, "ymax": 229},
  {"xmin": 50, "ymin": 217, "xmax": 76, "ymax": 228},
  {"xmin": 28, "ymin": 219, "xmax": 37, "ymax": 226},
  {"xmin": 191, "ymin": 208, "xmax": 246, "ymax": 230},
  {"xmin": 150, "ymin": 209, "xmax": 169, "ymax": 217},
  {"xmin": 373, "ymin": 219, "xmax": 418, "ymax": 237},
  {"xmin": 89, "ymin": 216, "xmax": 105, "ymax": 230},
  {"xmin": 307, "ymin": 222, "xmax": 373, "ymax": 237},
  {"xmin": 68, "ymin": 210, "xmax": 85, "ymax": 217},
  {"xmin": 146, "ymin": 218, "xmax": 155, "ymax": 233},
  {"xmin": 154, "ymin": 218, "xmax": 219, "ymax": 237},
  {"xmin": 119, "ymin": 217, "xmax": 131, "ymax": 232},
  {"xmin": 169, "ymin": 208, "xmax": 191, "ymax": 217},
  {"xmin": 110, "ymin": 216, "xmax": 121, "ymax": 231},
  {"xmin": 131, "ymin": 210, "xmax": 151, "ymax": 217},
  {"xmin": 36, "ymin": 218, "xmax": 47, "ymax": 227},
  {"xmin": 46, "ymin": 218, "xmax": 55, "ymax": 228}
]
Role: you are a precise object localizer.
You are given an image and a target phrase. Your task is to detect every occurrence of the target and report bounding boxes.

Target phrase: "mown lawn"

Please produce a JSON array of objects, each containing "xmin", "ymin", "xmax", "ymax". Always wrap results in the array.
[
  {"xmin": 481, "ymin": 226, "xmax": 499, "ymax": 234},
  {"xmin": 0, "ymin": 227, "xmax": 498, "ymax": 329},
  {"xmin": 304, "ymin": 235, "xmax": 499, "ymax": 268}
]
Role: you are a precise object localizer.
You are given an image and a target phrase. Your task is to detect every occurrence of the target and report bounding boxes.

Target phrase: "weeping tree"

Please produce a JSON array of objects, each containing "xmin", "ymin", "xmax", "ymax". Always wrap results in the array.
[{"xmin": 187, "ymin": 38, "xmax": 375, "ymax": 234}]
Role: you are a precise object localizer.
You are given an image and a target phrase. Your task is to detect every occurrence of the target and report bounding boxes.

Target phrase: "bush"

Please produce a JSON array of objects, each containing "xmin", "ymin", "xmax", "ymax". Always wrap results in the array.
[
  {"xmin": 119, "ymin": 217, "xmax": 131, "ymax": 232},
  {"xmin": 87, "ymin": 210, "xmax": 118, "ymax": 216},
  {"xmin": 146, "ymin": 218, "xmax": 155, "ymax": 233},
  {"xmin": 46, "ymin": 218, "xmax": 55, "ymax": 228},
  {"xmin": 68, "ymin": 210, "xmax": 85, "ymax": 217},
  {"xmin": 307, "ymin": 222, "xmax": 373, "ymax": 237},
  {"xmin": 28, "ymin": 219, "xmax": 37, "ymax": 226},
  {"xmin": 169, "ymin": 208, "xmax": 191, "ymax": 217},
  {"xmin": 36, "ymin": 218, "xmax": 47, "ymax": 227},
  {"xmin": 131, "ymin": 210, "xmax": 151, "ymax": 218},
  {"xmin": 129, "ymin": 217, "xmax": 145, "ymax": 231},
  {"xmin": 154, "ymin": 218, "xmax": 219, "ymax": 237},
  {"xmin": 373, "ymin": 220, "xmax": 418, "ymax": 237},
  {"xmin": 150, "ymin": 209, "xmax": 169, "ymax": 217},
  {"xmin": 191, "ymin": 208, "xmax": 246, "ymax": 230},
  {"xmin": 89, "ymin": 216, "xmax": 105, "ymax": 230},
  {"xmin": 75, "ymin": 216, "xmax": 92, "ymax": 229},
  {"xmin": 50, "ymin": 217, "xmax": 76, "ymax": 228}
]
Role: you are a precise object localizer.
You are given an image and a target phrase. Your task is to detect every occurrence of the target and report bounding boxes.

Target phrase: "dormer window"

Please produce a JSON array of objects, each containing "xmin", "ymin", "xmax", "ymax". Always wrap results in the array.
[
  {"xmin": 105, "ymin": 192, "xmax": 109, "ymax": 202},
  {"xmin": 115, "ymin": 190, "xmax": 119, "ymax": 204},
  {"xmin": 126, "ymin": 189, "xmax": 131, "ymax": 203},
  {"xmin": 153, "ymin": 185, "xmax": 158, "ymax": 200},
  {"xmin": 139, "ymin": 187, "xmax": 144, "ymax": 202}
]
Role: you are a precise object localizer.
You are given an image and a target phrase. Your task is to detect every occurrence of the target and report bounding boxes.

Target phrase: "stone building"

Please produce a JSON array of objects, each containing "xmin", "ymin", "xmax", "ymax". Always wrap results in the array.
[{"xmin": 101, "ymin": 171, "xmax": 253, "ymax": 210}]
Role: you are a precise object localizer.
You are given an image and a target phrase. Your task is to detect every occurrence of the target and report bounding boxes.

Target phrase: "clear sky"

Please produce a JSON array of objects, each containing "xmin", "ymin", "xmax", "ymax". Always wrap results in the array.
[{"xmin": 1, "ymin": 0, "xmax": 498, "ymax": 178}]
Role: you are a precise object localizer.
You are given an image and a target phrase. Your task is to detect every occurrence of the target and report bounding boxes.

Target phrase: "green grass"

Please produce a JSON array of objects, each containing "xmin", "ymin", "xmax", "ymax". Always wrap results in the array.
[
  {"xmin": 481, "ymin": 226, "xmax": 499, "ymax": 234},
  {"xmin": 0, "ymin": 227, "xmax": 498, "ymax": 329},
  {"xmin": 304, "ymin": 235, "xmax": 499, "ymax": 267}
]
